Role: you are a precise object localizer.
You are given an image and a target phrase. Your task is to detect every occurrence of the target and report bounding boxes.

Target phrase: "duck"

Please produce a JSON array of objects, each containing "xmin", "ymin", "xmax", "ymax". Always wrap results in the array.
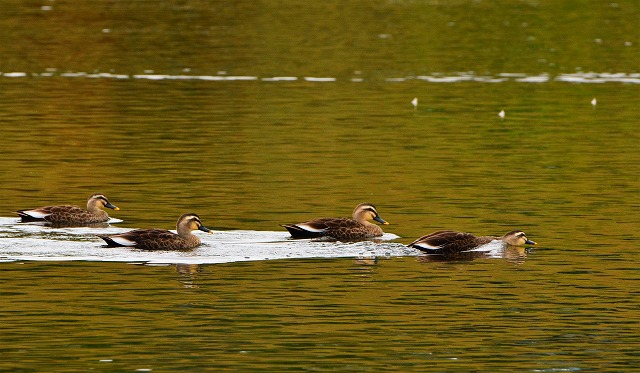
[
  {"xmin": 15, "ymin": 193, "xmax": 119, "ymax": 225},
  {"xmin": 281, "ymin": 202, "xmax": 389, "ymax": 240},
  {"xmin": 408, "ymin": 230, "xmax": 537, "ymax": 255},
  {"xmin": 98, "ymin": 213, "xmax": 211, "ymax": 250}
]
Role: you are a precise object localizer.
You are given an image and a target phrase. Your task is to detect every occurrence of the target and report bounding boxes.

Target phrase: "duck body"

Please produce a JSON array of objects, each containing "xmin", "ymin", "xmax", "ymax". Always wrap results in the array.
[
  {"xmin": 98, "ymin": 213, "xmax": 211, "ymax": 251},
  {"xmin": 282, "ymin": 203, "xmax": 389, "ymax": 240},
  {"xmin": 408, "ymin": 230, "xmax": 536, "ymax": 255},
  {"xmin": 16, "ymin": 193, "xmax": 119, "ymax": 225}
]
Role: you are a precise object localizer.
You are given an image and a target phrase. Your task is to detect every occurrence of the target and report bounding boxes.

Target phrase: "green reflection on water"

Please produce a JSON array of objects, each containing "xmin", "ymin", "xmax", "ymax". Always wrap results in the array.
[
  {"xmin": 0, "ymin": 1, "xmax": 638, "ymax": 371},
  {"xmin": 1, "ymin": 78, "xmax": 637, "ymax": 246},
  {"xmin": 0, "ymin": 1, "xmax": 637, "ymax": 75}
]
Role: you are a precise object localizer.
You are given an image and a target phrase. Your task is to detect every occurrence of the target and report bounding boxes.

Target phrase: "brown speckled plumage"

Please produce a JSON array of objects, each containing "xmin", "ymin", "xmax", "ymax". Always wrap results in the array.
[
  {"xmin": 281, "ymin": 203, "xmax": 389, "ymax": 240},
  {"xmin": 98, "ymin": 213, "xmax": 211, "ymax": 251},
  {"xmin": 408, "ymin": 230, "xmax": 536, "ymax": 255},
  {"xmin": 15, "ymin": 193, "xmax": 119, "ymax": 225}
]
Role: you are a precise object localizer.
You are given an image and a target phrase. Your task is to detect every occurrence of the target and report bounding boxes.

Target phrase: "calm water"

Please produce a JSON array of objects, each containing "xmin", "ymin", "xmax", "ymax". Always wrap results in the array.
[{"xmin": 0, "ymin": 0, "xmax": 639, "ymax": 371}]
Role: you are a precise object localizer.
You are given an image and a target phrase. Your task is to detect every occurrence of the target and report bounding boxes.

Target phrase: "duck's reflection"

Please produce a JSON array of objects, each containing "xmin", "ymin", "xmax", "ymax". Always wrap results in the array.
[
  {"xmin": 354, "ymin": 257, "xmax": 378, "ymax": 266},
  {"xmin": 416, "ymin": 245, "xmax": 530, "ymax": 265},
  {"xmin": 175, "ymin": 264, "xmax": 203, "ymax": 288}
]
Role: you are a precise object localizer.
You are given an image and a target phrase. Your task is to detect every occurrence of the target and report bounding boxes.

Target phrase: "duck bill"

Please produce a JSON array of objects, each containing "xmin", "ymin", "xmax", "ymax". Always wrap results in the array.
[
  {"xmin": 373, "ymin": 216, "xmax": 389, "ymax": 225},
  {"xmin": 199, "ymin": 225, "xmax": 213, "ymax": 234},
  {"xmin": 105, "ymin": 202, "xmax": 119, "ymax": 210},
  {"xmin": 525, "ymin": 239, "xmax": 537, "ymax": 246}
]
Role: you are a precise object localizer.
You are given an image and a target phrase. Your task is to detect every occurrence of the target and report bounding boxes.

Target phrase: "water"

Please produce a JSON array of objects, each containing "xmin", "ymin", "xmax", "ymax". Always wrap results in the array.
[{"xmin": 0, "ymin": 0, "xmax": 639, "ymax": 371}]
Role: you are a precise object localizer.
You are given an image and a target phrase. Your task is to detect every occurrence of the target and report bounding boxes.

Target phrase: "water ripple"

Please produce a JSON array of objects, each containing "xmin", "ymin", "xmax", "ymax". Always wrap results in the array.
[
  {"xmin": 2, "ymin": 71, "xmax": 638, "ymax": 84},
  {"xmin": 0, "ymin": 218, "xmax": 414, "ymax": 265}
]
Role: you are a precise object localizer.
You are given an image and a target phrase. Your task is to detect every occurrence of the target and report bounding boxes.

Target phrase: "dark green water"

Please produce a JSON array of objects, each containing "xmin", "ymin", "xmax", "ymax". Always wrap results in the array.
[{"xmin": 0, "ymin": 1, "xmax": 638, "ymax": 371}]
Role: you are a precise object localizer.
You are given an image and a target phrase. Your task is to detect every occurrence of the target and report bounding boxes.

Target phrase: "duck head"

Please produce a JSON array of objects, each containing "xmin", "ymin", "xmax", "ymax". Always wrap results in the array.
[
  {"xmin": 353, "ymin": 203, "xmax": 389, "ymax": 225},
  {"xmin": 502, "ymin": 230, "xmax": 537, "ymax": 246},
  {"xmin": 178, "ymin": 213, "xmax": 212, "ymax": 233},
  {"xmin": 88, "ymin": 193, "xmax": 119, "ymax": 211}
]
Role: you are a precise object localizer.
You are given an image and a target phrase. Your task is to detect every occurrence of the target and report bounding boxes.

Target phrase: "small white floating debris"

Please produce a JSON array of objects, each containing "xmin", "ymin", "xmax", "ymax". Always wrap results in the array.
[
  {"xmin": 223, "ymin": 76, "xmax": 258, "ymax": 81},
  {"xmin": 411, "ymin": 97, "xmax": 418, "ymax": 109},
  {"xmin": 416, "ymin": 75, "xmax": 473, "ymax": 83},
  {"xmin": 60, "ymin": 72, "xmax": 87, "ymax": 77},
  {"xmin": 84, "ymin": 72, "xmax": 127, "ymax": 79},
  {"xmin": 102, "ymin": 28, "xmax": 111, "ymax": 33},
  {"xmin": 555, "ymin": 73, "xmax": 607, "ymax": 83},
  {"xmin": 498, "ymin": 109, "xmax": 506, "ymax": 120},
  {"xmin": 261, "ymin": 76, "xmax": 298, "ymax": 82},
  {"xmin": 516, "ymin": 74, "xmax": 549, "ymax": 83},
  {"xmin": 41, "ymin": 5, "xmax": 52, "ymax": 11},
  {"xmin": 473, "ymin": 76, "xmax": 507, "ymax": 83},
  {"xmin": 133, "ymin": 74, "xmax": 166, "ymax": 80},
  {"xmin": 591, "ymin": 98, "xmax": 597, "ymax": 107},
  {"xmin": 189, "ymin": 75, "xmax": 226, "ymax": 81},
  {"xmin": 3, "ymin": 72, "xmax": 27, "ymax": 77},
  {"xmin": 303, "ymin": 77, "xmax": 336, "ymax": 82}
]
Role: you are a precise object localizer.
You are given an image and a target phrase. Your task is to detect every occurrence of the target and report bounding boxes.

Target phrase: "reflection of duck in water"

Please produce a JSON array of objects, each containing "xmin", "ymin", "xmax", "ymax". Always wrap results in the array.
[
  {"xmin": 98, "ymin": 213, "xmax": 211, "ymax": 250},
  {"xmin": 416, "ymin": 244, "xmax": 532, "ymax": 264},
  {"xmin": 408, "ymin": 230, "xmax": 536, "ymax": 256},
  {"xmin": 501, "ymin": 245, "xmax": 529, "ymax": 265},
  {"xmin": 175, "ymin": 264, "xmax": 203, "ymax": 289},
  {"xmin": 281, "ymin": 203, "xmax": 389, "ymax": 240},
  {"xmin": 16, "ymin": 193, "xmax": 119, "ymax": 225}
]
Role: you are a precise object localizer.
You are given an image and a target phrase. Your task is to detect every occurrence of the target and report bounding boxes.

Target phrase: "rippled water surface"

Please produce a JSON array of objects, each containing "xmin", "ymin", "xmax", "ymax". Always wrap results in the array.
[{"xmin": 0, "ymin": 0, "xmax": 638, "ymax": 371}]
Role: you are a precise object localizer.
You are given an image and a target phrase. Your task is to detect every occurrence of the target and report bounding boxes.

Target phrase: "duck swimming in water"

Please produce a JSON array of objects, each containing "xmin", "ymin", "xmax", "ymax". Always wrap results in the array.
[
  {"xmin": 98, "ymin": 213, "xmax": 211, "ymax": 250},
  {"xmin": 408, "ymin": 230, "xmax": 537, "ymax": 255},
  {"xmin": 16, "ymin": 193, "xmax": 119, "ymax": 225},
  {"xmin": 281, "ymin": 203, "xmax": 389, "ymax": 240}
]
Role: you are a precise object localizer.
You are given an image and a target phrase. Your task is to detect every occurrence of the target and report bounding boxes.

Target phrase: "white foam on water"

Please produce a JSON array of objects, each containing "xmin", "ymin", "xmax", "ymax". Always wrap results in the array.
[
  {"xmin": 86, "ymin": 73, "xmax": 130, "ymax": 79},
  {"xmin": 516, "ymin": 74, "xmax": 550, "ymax": 83},
  {"xmin": 416, "ymin": 75, "xmax": 474, "ymax": 83},
  {"xmin": 131, "ymin": 74, "xmax": 258, "ymax": 81},
  {"xmin": 303, "ymin": 77, "xmax": 337, "ymax": 82},
  {"xmin": 555, "ymin": 72, "xmax": 640, "ymax": 84},
  {"xmin": 0, "ymin": 217, "xmax": 416, "ymax": 265},
  {"xmin": 473, "ymin": 76, "xmax": 508, "ymax": 83},
  {"xmin": 262, "ymin": 77, "xmax": 298, "ymax": 81},
  {"xmin": 3, "ymin": 72, "xmax": 27, "ymax": 77},
  {"xmin": 60, "ymin": 72, "xmax": 88, "ymax": 77},
  {"xmin": 3, "ymin": 71, "xmax": 638, "ymax": 84}
]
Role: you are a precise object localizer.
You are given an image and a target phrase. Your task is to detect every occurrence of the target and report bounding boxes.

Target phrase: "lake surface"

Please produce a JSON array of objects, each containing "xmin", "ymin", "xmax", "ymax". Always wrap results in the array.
[{"xmin": 0, "ymin": 0, "xmax": 638, "ymax": 371}]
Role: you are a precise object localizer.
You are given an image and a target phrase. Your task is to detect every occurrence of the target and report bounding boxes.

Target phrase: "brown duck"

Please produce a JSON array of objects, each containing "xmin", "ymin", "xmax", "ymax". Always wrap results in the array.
[
  {"xmin": 98, "ymin": 213, "xmax": 211, "ymax": 250},
  {"xmin": 281, "ymin": 203, "xmax": 389, "ymax": 240},
  {"xmin": 408, "ymin": 230, "xmax": 537, "ymax": 255},
  {"xmin": 16, "ymin": 193, "xmax": 119, "ymax": 225}
]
